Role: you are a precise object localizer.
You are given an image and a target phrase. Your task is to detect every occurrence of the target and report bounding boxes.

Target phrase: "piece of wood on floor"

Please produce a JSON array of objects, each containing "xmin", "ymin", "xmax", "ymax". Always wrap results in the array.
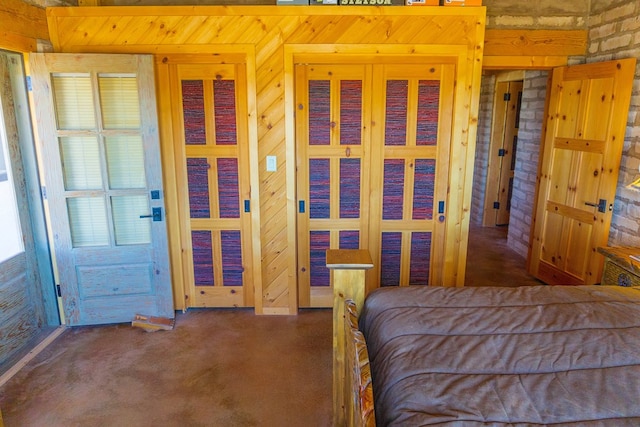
[{"xmin": 132, "ymin": 314, "xmax": 175, "ymax": 332}]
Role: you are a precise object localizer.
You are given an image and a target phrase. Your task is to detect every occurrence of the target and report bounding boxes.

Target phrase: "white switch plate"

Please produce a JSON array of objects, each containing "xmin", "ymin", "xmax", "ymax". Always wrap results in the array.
[{"xmin": 266, "ymin": 155, "xmax": 277, "ymax": 172}]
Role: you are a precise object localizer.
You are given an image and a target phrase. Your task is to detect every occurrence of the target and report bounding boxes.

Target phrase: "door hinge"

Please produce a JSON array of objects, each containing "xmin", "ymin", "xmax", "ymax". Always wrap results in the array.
[
  {"xmin": 503, "ymin": 92, "xmax": 511, "ymax": 101},
  {"xmin": 498, "ymin": 148, "xmax": 506, "ymax": 157},
  {"xmin": 56, "ymin": 284, "xmax": 62, "ymax": 297},
  {"xmin": 26, "ymin": 76, "xmax": 32, "ymax": 92},
  {"xmin": 493, "ymin": 202, "xmax": 500, "ymax": 209},
  {"xmin": 41, "ymin": 186, "xmax": 47, "ymax": 200}
]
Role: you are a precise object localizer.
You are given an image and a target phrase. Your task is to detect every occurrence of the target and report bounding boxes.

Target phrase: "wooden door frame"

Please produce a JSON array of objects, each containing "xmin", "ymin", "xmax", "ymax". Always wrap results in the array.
[
  {"xmin": 155, "ymin": 51, "xmax": 263, "ymax": 313},
  {"xmin": 285, "ymin": 43, "xmax": 483, "ymax": 298},
  {"xmin": 482, "ymin": 70, "xmax": 525, "ymax": 227}
]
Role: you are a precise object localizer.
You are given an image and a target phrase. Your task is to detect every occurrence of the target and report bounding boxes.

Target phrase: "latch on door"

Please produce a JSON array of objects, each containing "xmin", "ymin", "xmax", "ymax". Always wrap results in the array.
[
  {"xmin": 585, "ymin": 199, "xmax": 607, "ymax": 213},
  {"xmin": 140, "ymin": 207, "xmax": 163, "ymax": 222}
]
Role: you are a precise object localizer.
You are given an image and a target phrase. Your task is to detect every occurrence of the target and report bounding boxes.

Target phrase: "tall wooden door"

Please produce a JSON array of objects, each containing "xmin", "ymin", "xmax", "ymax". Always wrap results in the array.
[
  {"xmin": 170, "ymin": 63, "xmax": 254, "ymax": 308},
  {"xmin": 296, "ymin": 63, "xmax": 453, "ymax": 307},
  {"xmin": 369, "ymin": 64, "xmax": 452, "ymax": 290},
  {"xmin": 529, "ymin": 58, "xmax": 636, "ymax": 285},
  {"xmin": 295, "ymin": 64, "xmax": 372, "ymax": 307},
  {"xmin": 484, "ymin": 80, "xmax": 522, "ymax": 226},
  {"xmin": 30, "ymin": 53, "xmax": 173, "ymax": 325}
]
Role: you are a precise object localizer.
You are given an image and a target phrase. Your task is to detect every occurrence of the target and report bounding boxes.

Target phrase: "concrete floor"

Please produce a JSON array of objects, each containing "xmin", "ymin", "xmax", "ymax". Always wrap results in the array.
[
  {"xmin": 466, "ymin": 225, "xmax": 544, "ymax": 287},
  {"xmin": 0, "ymin": 225, "xmax": 539, "ymax": 427},
  {"xmin": 0, "ymin": 309, "xmax": 333, "ymax": 427}
]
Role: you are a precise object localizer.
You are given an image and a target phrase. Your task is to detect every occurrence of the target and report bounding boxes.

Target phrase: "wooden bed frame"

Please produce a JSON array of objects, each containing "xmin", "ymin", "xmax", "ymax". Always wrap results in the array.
[
  {"xmin": 328, "ymin": 249, "xmax": 640, "ymax": 426},
  {"xmin": 326, "ymin": 249, "xmax": 375, "ymax": 426}
]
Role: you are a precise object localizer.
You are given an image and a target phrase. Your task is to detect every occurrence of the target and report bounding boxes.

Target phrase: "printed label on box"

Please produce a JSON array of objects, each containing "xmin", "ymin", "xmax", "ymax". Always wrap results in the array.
[{"xmin": 406, "ymin": 0, "xmax": 439, "ymax": 5}]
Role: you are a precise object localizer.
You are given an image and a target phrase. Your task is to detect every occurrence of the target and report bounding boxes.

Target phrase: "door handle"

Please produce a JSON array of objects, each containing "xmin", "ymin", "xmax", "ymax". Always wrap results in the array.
[
  {"xmin": 585, "ymin": 199, "xmax": 607, "ymax": 213},
  {"xmin": 140, "ymin": 207, "xmax": 163, "ymax": 221}
]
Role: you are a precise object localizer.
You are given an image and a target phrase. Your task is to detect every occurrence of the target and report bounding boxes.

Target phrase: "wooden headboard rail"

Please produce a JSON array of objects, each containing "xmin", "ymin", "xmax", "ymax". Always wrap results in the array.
[
  {"xmin": 344, "ymin": 299, "xmax": 375, "ymax": 427},
  {"xmin": 326, "ymin": 249, "xmax": 374, "ymax": 426}
]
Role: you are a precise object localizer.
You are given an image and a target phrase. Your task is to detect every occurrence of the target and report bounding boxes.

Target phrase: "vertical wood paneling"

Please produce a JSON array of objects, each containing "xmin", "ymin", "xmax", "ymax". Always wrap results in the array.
[
  {"xmin": 0, "ymin": 255, "xmax": 42, "ymax": 365},
  {"xmin": 47, "ymin": 6, "xmax": 486, "ymax": 312},
  {"xmin": 0, "ymin": 51, "xmax": 50, "ymax": 366}
]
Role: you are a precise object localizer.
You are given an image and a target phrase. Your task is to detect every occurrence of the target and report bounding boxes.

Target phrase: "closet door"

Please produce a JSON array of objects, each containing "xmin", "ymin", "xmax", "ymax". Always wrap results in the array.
[
  {"xmin": 171, "ymin": 64, "xmax": 254, "ymax": 307},
  {"xmin": 369, "ymin": 64, "xmax": 452, "ymax": 289},
  {"xmin": 296, "ymin": 64, "xmax": 372, "ymax": 307},
  {"xmin": 296, "ymin": 62, "xmax": 453, "ymax": 307}
]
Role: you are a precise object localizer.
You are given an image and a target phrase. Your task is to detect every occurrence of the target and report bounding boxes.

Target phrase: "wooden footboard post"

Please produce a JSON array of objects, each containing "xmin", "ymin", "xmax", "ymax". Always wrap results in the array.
[{"xmin": 327, "ymin": 249, "xmax": 373, "ymax": 427}]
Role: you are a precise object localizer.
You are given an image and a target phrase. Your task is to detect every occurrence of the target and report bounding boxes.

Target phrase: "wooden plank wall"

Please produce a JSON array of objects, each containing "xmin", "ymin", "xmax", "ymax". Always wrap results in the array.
[
  {"xmin": 0, "ymin": 254, "xmax": 42, "ymax": 365},
  {"xmin": 0, "ymin": 52, "xmax": 48, "ymax": 367},
  {"xmin": 46, "ymin": 6, "xmax": 486, "ymax": 314},
  {"xmin": 0, "ymin": 0, "xmax": 48, "ymax": 52}
]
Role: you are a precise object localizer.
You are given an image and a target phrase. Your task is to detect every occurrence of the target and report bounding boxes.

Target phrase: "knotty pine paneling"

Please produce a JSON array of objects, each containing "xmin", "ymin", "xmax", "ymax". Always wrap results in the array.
[{"xmin": 46, "ymin": 6, "xmax": 486, "ymax": 314}]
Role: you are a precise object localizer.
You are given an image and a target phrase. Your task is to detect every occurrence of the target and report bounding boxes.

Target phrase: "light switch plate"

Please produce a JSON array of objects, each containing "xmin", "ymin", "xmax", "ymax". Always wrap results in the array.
[{"xmin": 266, "ymin": 155, "xmax": 277, "ymax": 172}]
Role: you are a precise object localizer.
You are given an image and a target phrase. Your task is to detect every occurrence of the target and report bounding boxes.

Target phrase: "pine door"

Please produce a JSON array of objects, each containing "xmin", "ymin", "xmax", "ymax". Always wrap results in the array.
[
  {"xmin": 170, "ymin": 63, "xmax": 254, "ymax": 307},
  {"xmin": 529, "ymin": 59, "xmax": 636, "ymax": 285},
  {"xmin": 296, "ymin": 63, "xmax": 453, "ymax": 307},
  {"xmin": 369, "ymin": 64, "xmax": 452, "ymax": 290},
  {"xmin": 295, "ymin": 64, "xmax": 372, "ymax": 307},
  {"xmin": 30, "ymin": 53, "xmax": 173, "ymax": 325},
  {"xmin": 484, "ymin": 80, "xmax": 522, "ymax": 226}
]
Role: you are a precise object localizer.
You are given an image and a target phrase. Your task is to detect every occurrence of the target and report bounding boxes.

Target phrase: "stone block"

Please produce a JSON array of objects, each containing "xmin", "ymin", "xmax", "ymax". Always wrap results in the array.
[
  {"xmin": 621, "ymin": 15, "xmax": 640, "ymax": 32},
  {"xmin": 493, "ymin": 15, "xmax": 535, "ymax": 27},
  {"xmin": 536, "ymin": 16, "xmax": 576, "ymax": 28},
  {"xmin": 603, "ymin": 3, "xmax": 637, "ymax": 24},
  {"xmin": 600, "ymin": 34, "xmax": 632, "ymax": 52},
  {"xmin": 536, "ymin": 0, "xmax": 590, "ymax": 16},
  {"xmin": 589, "ymin": 23, "xmax": 617, "ymax": 40}
]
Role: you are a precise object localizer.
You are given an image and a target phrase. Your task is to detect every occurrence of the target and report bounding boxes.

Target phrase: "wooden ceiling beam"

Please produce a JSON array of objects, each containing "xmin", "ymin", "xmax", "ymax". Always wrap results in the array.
[
  {"xmin": 0, "ymin": 0, "xmax": 48, "ymax": 51},
  {"xmin": 484, "ymin": 29, "xmax": 587, "ymax": 57}
]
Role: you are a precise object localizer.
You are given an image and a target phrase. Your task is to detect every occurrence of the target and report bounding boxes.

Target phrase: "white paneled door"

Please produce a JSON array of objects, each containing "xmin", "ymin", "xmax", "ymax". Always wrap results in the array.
[{"xmin": 30, "ymin": 53, "xmax": 173, "ymax": 325}]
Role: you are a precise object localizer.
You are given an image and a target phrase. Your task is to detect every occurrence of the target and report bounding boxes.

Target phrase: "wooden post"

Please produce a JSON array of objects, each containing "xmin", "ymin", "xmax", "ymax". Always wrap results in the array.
[{"xmin": 327, "ymin": 249, "xmax": 373, "ymax": 427}]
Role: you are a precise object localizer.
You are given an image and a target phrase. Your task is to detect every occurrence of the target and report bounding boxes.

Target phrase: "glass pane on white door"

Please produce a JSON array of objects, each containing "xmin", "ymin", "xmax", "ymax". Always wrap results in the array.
[
  {"xmin": 67, "ymin": 197, "xmax": 109, "ymax": 247},
  {"xmin": 52, "ymin": 74, "xmax": 96, "ymax": 130},
  {"xmin": 0, "ymin": 111, "xmax": 23, "ymax": 262},
  {"xmin": 111, "ymin": 195, "xmax": 151, "ymax": 245},
  {"xmin": 105, "ymin": 135, "xmax": 146, "ymax": 189},
  {"xmin": 59, "ymin": 136, "xmax": 102, "ymax": 190},
  {"xmin": 98, "ymin": 75, "xmax": 141, "ymax": 129}
]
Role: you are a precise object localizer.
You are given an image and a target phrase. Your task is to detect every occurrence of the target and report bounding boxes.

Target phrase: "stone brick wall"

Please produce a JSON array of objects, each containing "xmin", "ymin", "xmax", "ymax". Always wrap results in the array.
[
  {"xmin": 505, "ymin": 71, "xmax": 548, "ymax": 257},
  {"xmin": 484, "ymin": 0, "xmax": 589, "ymax": 29},
  {"xmin": 21, "ymin": 0, "xmax": 77, "ymax": 7},
  {"xmin": 471, "ymin": 73, "xmax": 496, "ymax": 225},
  {"xmin": 588, "ymin": 0, "xmax": 640, "ymax": 246}
]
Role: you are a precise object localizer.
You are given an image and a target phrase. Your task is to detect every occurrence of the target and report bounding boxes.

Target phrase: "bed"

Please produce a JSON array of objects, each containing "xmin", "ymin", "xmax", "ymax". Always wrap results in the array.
[{"xmin": 339, "ymin": 284, "xmax": 640, "ymax": 426}]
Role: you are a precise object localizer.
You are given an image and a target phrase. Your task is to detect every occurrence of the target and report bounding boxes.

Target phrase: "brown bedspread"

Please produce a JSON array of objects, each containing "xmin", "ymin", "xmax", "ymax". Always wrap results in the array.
[{"xmin": 359, "ymin": 285, "xmax": 640, "ymax": 426}]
